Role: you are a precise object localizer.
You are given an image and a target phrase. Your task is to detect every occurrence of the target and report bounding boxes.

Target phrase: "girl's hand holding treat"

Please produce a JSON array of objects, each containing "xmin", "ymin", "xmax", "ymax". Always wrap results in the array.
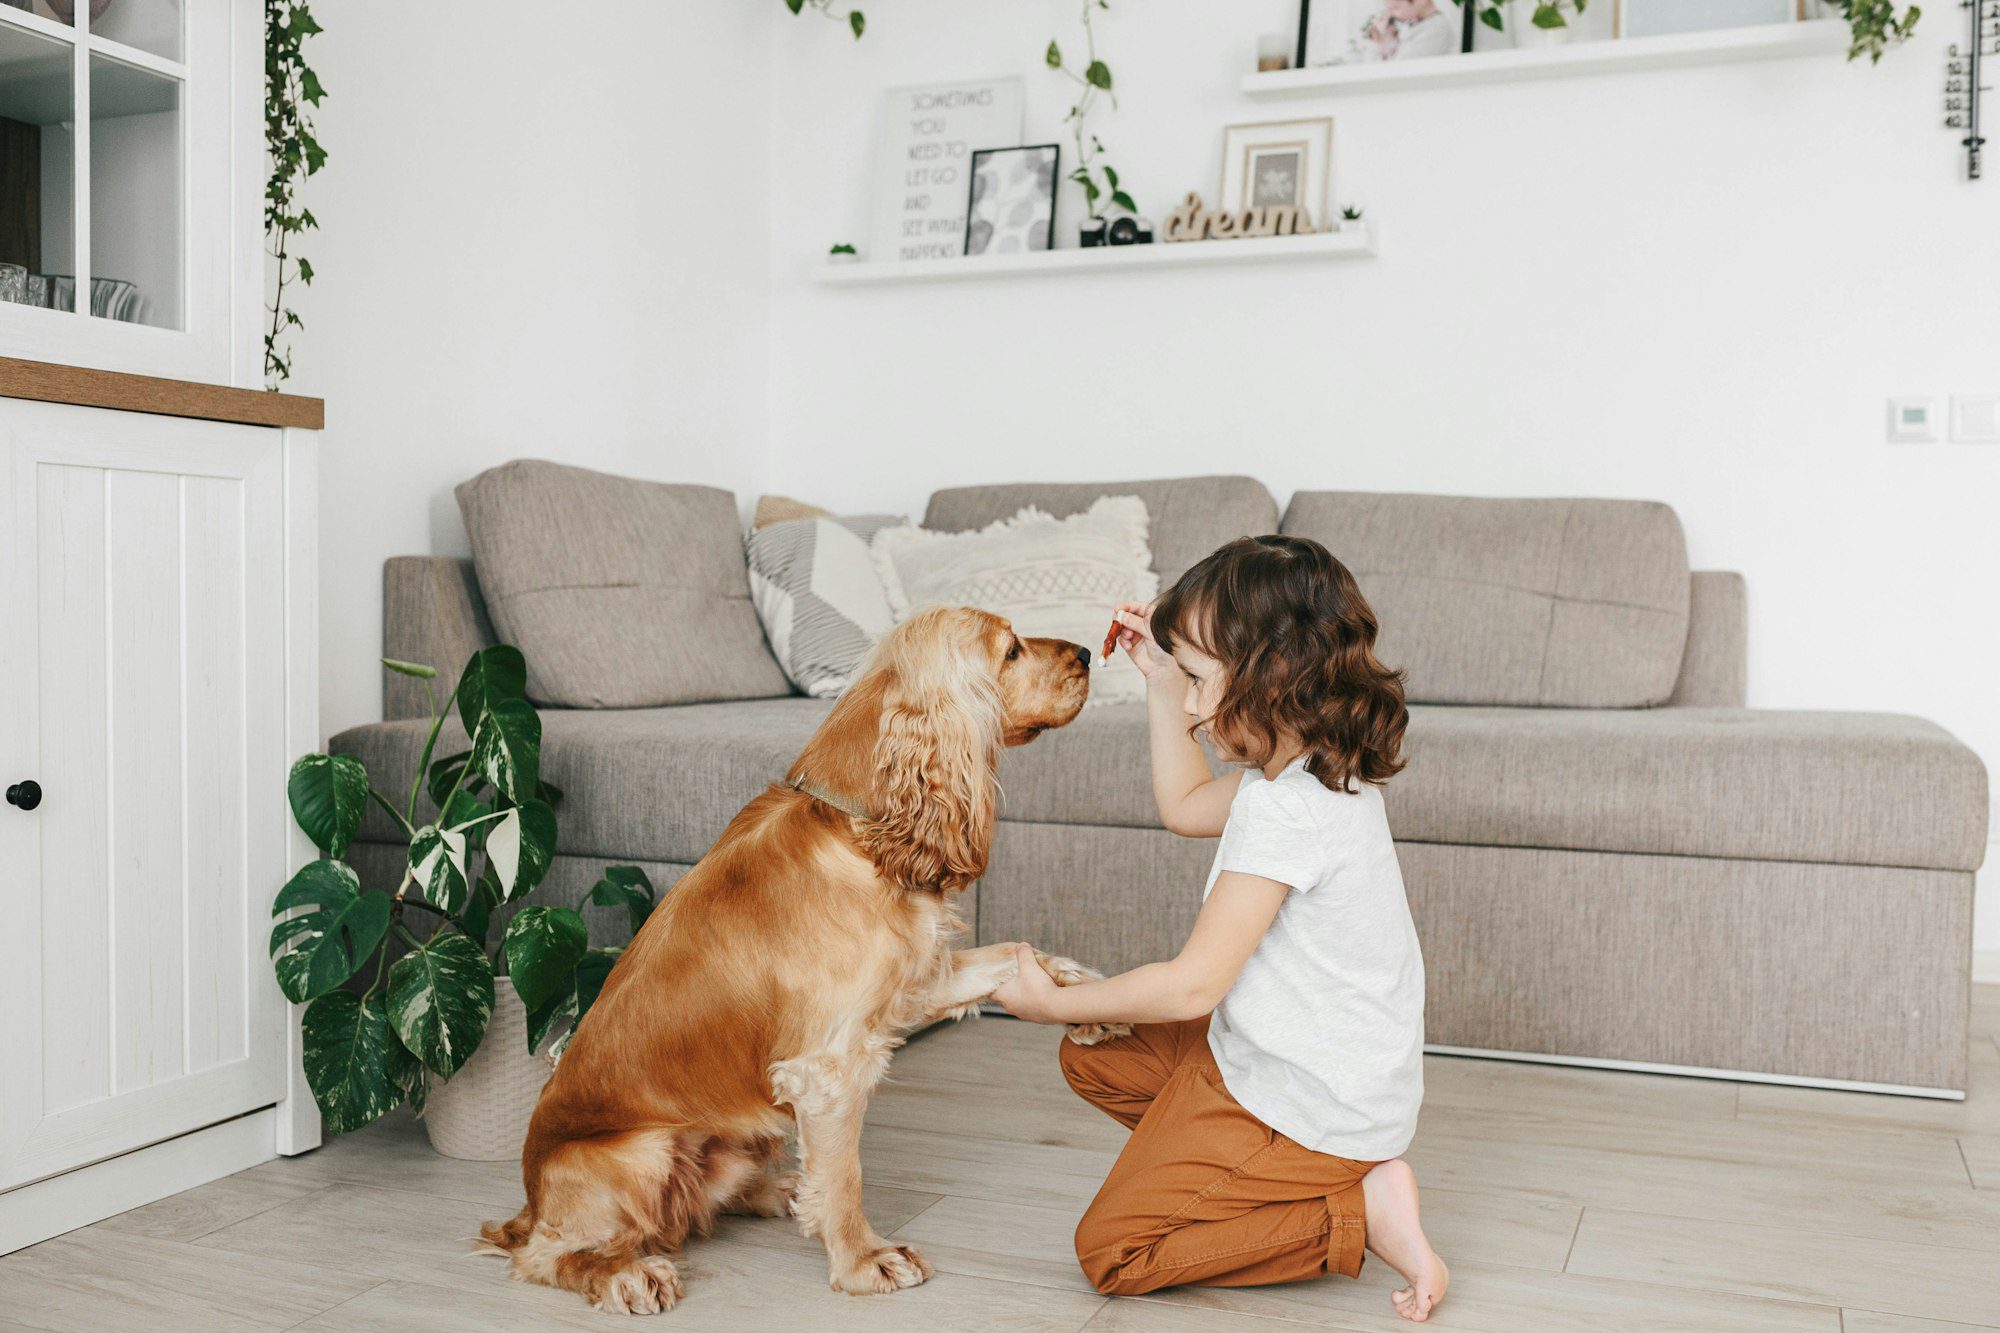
[{"xmin": 1108, "ymin": 601, "xmax": 1176, "ymax": 684}]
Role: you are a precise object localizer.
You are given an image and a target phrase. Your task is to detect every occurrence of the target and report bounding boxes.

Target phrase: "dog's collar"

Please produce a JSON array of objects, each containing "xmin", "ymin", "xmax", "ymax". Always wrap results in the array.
[{"xmin": 788, "ymin": 776, "xmax": 871, "ymax": 821}]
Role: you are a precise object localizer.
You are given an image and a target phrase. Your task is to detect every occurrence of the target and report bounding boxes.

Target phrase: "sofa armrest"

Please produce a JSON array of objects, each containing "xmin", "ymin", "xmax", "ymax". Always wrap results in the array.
[
  {"xmin": 1667, "ymin": 571, "xmax": 1747, "ymax": 708},
  {"xmin": 382, "ymin": 556, "xmax": 498, "ymax": 720}
]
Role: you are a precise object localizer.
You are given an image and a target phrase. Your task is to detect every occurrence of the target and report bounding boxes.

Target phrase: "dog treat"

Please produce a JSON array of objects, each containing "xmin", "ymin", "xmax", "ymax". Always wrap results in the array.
[{"xmin": 1102, "ymin": 617, "xmax": 1121, "ymax": 664}]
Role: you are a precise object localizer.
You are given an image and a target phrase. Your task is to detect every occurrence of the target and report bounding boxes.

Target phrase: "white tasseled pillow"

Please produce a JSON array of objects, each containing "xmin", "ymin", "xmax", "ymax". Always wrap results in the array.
[{"xmin": 871, "ymin": 495, "xmax": 1158, "ymax": 706}]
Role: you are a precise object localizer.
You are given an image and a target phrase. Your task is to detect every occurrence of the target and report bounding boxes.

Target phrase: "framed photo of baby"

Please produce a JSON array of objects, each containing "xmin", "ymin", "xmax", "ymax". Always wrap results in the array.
[{"xmin": 1297, "ymin": 0, "xmax": 1463, "ymax": 67}]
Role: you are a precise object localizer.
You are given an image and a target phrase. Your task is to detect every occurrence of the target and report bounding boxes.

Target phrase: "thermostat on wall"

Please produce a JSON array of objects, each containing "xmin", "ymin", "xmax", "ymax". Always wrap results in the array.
[{"xmin": 1886, "ymin": 397, "xmax": 1938, "ymax": 442}]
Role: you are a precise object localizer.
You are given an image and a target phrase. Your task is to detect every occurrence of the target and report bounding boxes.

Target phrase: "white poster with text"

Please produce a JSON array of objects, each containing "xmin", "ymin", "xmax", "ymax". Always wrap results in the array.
[{"xmin": 869, "ymin": 77, "xmax": 1024, "ymax": 262}]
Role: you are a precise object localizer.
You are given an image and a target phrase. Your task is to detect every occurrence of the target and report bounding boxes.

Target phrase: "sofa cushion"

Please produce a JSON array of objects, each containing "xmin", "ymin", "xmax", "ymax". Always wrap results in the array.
[
  {"xmin": 1280, "ymin": 491, "xmax": 1691, "ymax": 708},
  {"xmin": 456, "ymin": 460, "xmax": 792, "ymax": 708},
  {"xmin": 986, "ymin": 704, "xmax": 1987, "ymax": 872},
  {"xmin": 335, "ymin": 701, "xmax": 1988, "ymax": 874},
  {"xmin": 923, "ymin": 476, "xmax": 1278, "ymax": 585}
]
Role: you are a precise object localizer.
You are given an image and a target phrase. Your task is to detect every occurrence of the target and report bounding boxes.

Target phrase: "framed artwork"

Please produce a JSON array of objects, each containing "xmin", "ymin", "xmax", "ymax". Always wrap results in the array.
[
  {"xmin": 1299, "ymin": 0, "xmax": 1464, "ymax": 66},
  {"xmin": 1617, "ymin": 0, "xmax": 1793, "ymax": 37},
  {"xmin": 964, "ymin": 145, "xmax": 1060, "ymax": 257},
  {"xmin": 869, "ymin": 77, "xmax": 1024, "ymax": 262},
  {"xmin": 1219, "ymin": 118, "xmax": 1333, "ymax": 223}
]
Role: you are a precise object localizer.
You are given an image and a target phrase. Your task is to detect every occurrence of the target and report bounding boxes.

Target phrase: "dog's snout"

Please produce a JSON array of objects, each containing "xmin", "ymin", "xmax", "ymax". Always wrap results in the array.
[{"xmin": 1073, "ymin": 643, "xmax": 1092, "ymax": 667}]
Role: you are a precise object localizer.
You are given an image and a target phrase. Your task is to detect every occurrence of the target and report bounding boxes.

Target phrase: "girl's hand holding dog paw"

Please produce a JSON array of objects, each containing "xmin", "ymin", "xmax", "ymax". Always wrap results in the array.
[{"xmin": 993, "ymin": 943, "xmax": 1061, "ymax": 1023}]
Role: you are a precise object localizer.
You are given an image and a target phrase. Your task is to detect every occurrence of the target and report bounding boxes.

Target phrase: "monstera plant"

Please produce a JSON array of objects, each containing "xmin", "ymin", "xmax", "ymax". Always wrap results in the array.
[{"xmin": 272, "ymin": 646, "xmax": 660, "ymax": 1133}]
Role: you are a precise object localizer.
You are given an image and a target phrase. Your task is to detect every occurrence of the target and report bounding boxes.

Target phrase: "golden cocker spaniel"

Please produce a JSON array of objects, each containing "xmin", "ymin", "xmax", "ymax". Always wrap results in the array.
[{"xmin": 480, "ymin": 606, "xmax": 1120, "ymax": 1313}]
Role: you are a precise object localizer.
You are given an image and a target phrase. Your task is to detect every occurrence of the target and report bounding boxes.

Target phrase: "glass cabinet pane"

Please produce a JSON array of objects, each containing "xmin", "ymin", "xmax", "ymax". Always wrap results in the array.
[
  {"xmin": 0, "ymin": 19, "xmax": 73, "ymax": 312},
  {"xmin": 90, "ymin": 0, "xmax": 181, "ymax": 63},
  {"xmin": 89, "ymin": 50, "xmax": 180, "ymax": 328},
  {"xmin": 11, "ymin": 2, "xmax": 81, "ymax": 32}
]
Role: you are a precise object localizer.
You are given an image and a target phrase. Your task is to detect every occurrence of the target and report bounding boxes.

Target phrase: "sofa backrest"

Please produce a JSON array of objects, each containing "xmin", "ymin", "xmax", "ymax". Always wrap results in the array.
[
  {"xmin": 923, "ymin": 476, "xmax": 1279, "ymax": 585},
  {"xmin": 1280, "ymin": 491, "xmax": 1692, "ymax": 708},
  {"xmin": 456, "ymin": 460, "xmax": 791, "ymax": 709}
]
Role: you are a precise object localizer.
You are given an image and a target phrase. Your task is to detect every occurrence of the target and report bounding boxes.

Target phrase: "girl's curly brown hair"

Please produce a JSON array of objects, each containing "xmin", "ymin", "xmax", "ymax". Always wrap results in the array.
[{"xmin": 1152, "ymin": 535, "xmax": 1407, "ymax": 794}]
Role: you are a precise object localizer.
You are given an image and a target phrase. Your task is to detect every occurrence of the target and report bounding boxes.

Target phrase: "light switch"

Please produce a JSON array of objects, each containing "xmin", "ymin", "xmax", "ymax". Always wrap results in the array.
[
  {"xmin": 1950, "ymin": 394, "xmax": 2000, "ymax": 443},
  {"xmin": 1887, "ymin": 397, "xmax": 1937, "ymax": 443}
]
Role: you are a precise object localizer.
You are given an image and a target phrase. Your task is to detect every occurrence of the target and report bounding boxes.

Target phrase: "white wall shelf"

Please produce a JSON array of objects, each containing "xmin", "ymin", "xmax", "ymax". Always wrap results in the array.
[
  {"xmin": 814, "ymin": 227, "xmax": 1377, "ymax": 286},
  {"xmin": 1242, "ymin": 20, "xmax": 1847, "ymax": 99}
]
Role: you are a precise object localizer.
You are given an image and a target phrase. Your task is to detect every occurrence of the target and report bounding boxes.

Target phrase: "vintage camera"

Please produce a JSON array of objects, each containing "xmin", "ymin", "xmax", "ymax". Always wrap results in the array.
[{"xmin": 1079, "ymin": 215, "xmax": 1155, "ymax": 248}]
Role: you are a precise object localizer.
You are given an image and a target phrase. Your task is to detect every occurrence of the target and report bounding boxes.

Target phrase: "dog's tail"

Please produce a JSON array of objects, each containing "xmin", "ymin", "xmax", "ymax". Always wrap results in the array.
[{"xmin": 475, "ymin": 1205, "xmax": 534, "ymax": 1256}]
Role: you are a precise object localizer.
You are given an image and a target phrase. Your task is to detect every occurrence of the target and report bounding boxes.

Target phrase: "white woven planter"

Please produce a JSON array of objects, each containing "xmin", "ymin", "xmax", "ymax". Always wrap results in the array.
[{"xmin": 422, "ymin": 986, "xmax": 554, "ymax": 1161}]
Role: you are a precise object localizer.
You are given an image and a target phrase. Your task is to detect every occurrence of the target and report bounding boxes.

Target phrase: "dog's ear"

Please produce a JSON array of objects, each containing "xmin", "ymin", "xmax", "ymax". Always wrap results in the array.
[{"xmin": 860, "ymin": 610, "xmax": 1000, "ymax": 893}]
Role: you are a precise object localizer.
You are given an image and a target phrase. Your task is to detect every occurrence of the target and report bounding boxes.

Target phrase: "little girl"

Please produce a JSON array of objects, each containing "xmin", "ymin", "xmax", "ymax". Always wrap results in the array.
[{"xmin": 994, "ymin": 534, "xmax": 1447, "ymax": 1323}]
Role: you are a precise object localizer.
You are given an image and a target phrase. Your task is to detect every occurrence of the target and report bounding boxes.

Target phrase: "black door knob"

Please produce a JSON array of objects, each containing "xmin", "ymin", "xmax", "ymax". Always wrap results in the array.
[{"xmin": 6, "ymin": 781, "xmax": 41, "ymax": 811}]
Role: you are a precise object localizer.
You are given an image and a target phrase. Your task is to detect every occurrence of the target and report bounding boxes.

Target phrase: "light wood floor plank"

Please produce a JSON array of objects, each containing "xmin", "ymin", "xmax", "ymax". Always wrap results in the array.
[
  {"xmin": 89, "ymin": 1165, "xmax": 325, "ymax": 1243},
  {"xmin": 0, "ymin": 1226, "xmax": 376, "ymax": 1332},
  {"xmin": 236, "ymin": 1110, "xmax": 527, "ymax": 1211},
  {"xmin": 1957, "ymin": 1134, "xmax": 1998, "ymax": 1190},
  {"xmin": 1840, "ymin": 1310, "xmax": 2000, "ymax": 1331},
  {"xmin": 1566, "ymin": 1207, "xmax": 2000, "ymax": 1324},
  {"xmin": 289, "ymin": 1231, "xmax": 1107, "ymax": 1333},
  {"xmin": 1406, "ymin": 1127, "xmax": 2000, "ymax": 1255},
  {"xmin": 1136, "ymin": 1256, "xmax": 1841, "ymax": 1332},
  {"xmin": 1084, "ymin": 1298, "xmax": 1372, "ymax": 1331}
]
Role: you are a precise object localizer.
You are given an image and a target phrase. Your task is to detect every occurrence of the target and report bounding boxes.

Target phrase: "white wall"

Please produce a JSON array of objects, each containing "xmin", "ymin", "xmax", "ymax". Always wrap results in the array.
[
  {"xmin": 292, "ymin": 0, "xmax": 776, "ymax": 737},
  {"xmin": 767, "ymin": 0, "xmax": 2000, "ymax": 941},
  {"xmin": 293, "ymin": 1, "xmax": 1998, "ymax": 948}
]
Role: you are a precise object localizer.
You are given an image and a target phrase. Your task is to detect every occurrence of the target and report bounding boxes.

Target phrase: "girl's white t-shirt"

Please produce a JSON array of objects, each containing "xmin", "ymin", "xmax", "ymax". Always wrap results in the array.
[{"xmin": 1203, "ymin": 757, "xmax": 1425, "ymax": 1160}]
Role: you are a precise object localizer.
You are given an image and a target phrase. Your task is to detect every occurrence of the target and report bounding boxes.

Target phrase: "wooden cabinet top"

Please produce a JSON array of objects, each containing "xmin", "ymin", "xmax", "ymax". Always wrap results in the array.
[{"xmin": 0, "ymin": 357, "xmax": 324, "ymax": 431}]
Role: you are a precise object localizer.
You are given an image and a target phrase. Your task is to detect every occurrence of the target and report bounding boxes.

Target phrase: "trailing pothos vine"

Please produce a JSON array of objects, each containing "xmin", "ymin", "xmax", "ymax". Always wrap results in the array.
[
  {"xmin": 785, "ymin": 0, "xmax": 865, "ymax": 40},
  {"xmin": 264, "ymin": 0, "xmax": 326, "ymax": 389},
  {"xmin": 1049, "ymin": 0, "xmax": 1134, "ymax": 223}
]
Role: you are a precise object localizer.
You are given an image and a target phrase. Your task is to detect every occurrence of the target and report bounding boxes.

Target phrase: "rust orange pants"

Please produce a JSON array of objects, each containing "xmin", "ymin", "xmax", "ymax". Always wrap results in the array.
[{"xmin": 1058, "ymin": 1015, "xmax": 1374, "ymax": 1296}]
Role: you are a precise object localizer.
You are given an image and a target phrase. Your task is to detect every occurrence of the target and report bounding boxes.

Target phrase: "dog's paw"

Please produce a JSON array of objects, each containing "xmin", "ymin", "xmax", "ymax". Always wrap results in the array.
[
  {"xmin": 830, "ymin": 1243, "xmax": 932, "ymax": 1295},
  {"xmin": 1035, "ymin": 952, "xmax": 1106, "ymax": 988},
  {"xmin": 592, "ymin": 1256, "xmax": 683, "ymax": 1315},
  {"xmin": 1064, "ymin": 1021, "xmax": 1133, "ymax": 1046}
]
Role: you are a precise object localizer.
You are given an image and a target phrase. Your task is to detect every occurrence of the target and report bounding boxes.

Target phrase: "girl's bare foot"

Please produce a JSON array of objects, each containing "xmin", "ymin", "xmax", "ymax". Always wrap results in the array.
[{"xmin": 1361, "ymin": 1158, "xmax": 1449, "ymax": 1322}]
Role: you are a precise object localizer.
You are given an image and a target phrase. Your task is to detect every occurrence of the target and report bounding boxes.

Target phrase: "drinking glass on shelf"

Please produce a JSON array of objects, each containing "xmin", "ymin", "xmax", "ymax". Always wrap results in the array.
[{"xmin": 0, "ymin": 263, "xmax": 26, "ymax": 304}]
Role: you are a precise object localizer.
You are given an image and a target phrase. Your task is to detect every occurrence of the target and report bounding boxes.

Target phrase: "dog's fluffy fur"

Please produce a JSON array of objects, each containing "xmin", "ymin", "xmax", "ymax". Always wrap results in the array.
[{"xmin": 478, "ymin": 606, "xmax": 1118, "ymax": 1313}]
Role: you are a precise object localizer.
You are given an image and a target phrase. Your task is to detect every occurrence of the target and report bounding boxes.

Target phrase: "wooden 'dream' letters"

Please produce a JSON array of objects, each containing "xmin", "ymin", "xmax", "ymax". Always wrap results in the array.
[{"xmin": 1161, "ymin": 191, "xmax": 1316, "ymax": 243}]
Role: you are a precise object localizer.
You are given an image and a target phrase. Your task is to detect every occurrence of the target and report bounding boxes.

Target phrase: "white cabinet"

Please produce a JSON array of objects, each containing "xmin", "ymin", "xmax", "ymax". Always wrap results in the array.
[{"xmin": 0, "ymin": 390, "xmax": 317, "ymax": 1251}]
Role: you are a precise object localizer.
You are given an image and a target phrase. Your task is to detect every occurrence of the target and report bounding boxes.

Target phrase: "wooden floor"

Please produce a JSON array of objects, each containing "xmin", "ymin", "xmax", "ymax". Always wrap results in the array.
[{"xmin": 4, "ymin": 986, "xmax": 1998, "ymax": 1331}]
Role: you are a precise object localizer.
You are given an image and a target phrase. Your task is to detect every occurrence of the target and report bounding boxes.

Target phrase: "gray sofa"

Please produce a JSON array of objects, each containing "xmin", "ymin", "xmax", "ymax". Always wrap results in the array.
[{"xmin": 333, "ymin": 470, "xmax": 1990, "ymax": 1096}]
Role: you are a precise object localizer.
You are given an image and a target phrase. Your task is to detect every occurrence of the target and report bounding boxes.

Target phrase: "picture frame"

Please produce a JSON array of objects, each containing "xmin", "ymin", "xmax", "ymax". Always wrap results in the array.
[
  {"xmin": 1616, "ymin": 0, "xmax": 1795, "ymax": 38},
  {"xmin": 964, "ymin": 144, "xmax": 1060, "ymax": 257},
  {"xmin": 1298, "ymin": 0, "xmax": 1467, "ymax": 66},
  {"xmin": 868, "ymin": 77, "xmax": 1025, "ymax": 263},
  {"xmin": 1219, "ymin": 118, "xmax": 1333, "ymax": 224}
]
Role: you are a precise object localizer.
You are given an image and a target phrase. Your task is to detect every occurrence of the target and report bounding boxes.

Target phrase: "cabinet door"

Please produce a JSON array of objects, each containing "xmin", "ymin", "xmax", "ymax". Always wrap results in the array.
[{"xmin": 0, "ymin": 399, "xmax": 290, "ymax": 1190}]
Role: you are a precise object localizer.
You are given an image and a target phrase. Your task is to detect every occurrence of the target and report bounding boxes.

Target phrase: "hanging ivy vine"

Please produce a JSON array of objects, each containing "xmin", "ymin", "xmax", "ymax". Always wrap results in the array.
[
  {"xmin": 1828, "ymin": 0, "xmax": 1921, "ymax": 62},
  {"xmin": 265, "ymin": 0, "xmax": 327, "ymax": 389}
]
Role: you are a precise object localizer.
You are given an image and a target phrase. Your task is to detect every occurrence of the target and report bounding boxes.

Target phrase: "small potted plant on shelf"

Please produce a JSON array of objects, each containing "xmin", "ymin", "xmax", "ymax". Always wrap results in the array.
[
  {"xmin": 271, "ymin": 646, "xmax": 663, "ymax": 1159},
  {"xmin": 1338, "ymin": 205, "xmax": 1366, "ymax": 236},
  {"xmin": 1049, "ymin": 1, "xmax": 1138, "ymax": 248},
  {"xmin": 1507, "ymin": 0, "xmax": 1588, "ymax": 47}
]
